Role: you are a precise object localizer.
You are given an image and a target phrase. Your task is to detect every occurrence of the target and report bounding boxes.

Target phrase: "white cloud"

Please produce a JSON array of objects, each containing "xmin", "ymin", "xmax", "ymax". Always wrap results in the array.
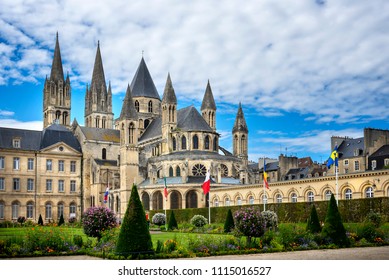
[
  {"xmin": 0, "ymin": 0, "xmax": 388, "ymax": 125},
  {"xmin": 0, "ymin": 110, "xmax": 15, "ymax": 117},
  {"xmin": 0, "ymin": 119, "xmax": 43, "ymax": 130}
]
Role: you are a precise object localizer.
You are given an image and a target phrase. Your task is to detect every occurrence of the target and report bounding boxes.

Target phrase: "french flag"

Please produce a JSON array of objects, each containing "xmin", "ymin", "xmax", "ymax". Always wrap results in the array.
[
  {"xmin": 202, "ymin": 170, "xmax": 211, "ymax": 195},
  {"xmin": 103, "ymin": 186, "xmax": 109, "ymax": 203}
]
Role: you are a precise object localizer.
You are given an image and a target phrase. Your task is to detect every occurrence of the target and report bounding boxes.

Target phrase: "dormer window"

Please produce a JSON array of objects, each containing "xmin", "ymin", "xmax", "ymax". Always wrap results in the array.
[
  {"xmin": 13, "ymin": 138, "xmax": 21, "ymax": 148},
  {"xmin": 371, "ymin": 160, "xmax": 377, "ymax": 170}
]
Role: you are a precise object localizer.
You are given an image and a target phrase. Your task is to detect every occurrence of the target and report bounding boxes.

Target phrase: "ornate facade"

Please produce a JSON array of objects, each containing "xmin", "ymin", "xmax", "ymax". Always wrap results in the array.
[{"xmin": 1, "ymin": 35, "xmax": 389, "ymax": 222}]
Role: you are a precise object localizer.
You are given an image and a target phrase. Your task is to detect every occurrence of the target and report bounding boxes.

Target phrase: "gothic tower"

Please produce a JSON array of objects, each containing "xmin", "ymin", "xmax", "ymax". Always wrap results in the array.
[
  {"xmin": 43, "ymin": 33, "xmax": 71, "ymax": 128},
  {"xmin": 118, "ymin": 85, "xmax": 140, "ymax": 210},
  {"xmin": 232, "ymin": 103, "xmax": 249, "ymax": 167},
  {"xmin": 130, "ymin": 57, "xmax": 161, "ymax": 135},
  {"xmin": 84, "ymin": 42, "xmax": 113, "ymax": 128},
  {"xmin": 161, "ymin": 73, "xmax": 177, "ymax": 155},
  {"xmin": 201, "ymin": 80, "xmax": 217, "ymax": 131}
]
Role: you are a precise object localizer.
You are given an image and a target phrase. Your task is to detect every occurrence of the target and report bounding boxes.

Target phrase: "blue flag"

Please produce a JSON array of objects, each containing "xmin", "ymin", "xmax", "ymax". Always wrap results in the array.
[{"xmin": 326, "ymin": 145, "xmax": 339, "ymax": 169}]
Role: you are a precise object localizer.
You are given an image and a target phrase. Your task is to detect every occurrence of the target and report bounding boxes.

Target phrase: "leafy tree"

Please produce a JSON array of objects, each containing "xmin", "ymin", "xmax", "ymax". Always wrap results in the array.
[
  {"xmin": 306, "ymin": 204, "xmax": 321, "ymax": 233},
  {"xmin": 58, "ymin": 213, "xmax": 65, "ymax": 226},
  {"xmin": 190, "ymin": 215, "xmax": 207, "ymax": 227},
  {"xmin": 223, "ymin": 208, "xmax": 235, "ymax": 233},
  {"xmin": 82, "ymin": 206, "xmax": 117, "ymax": 240},
  {"xmin": 38, "ymin": 214, "xmax": 43, "ymax": 226},
  {"xmin": 167, "ymin": 211, "xmax": 178, "ymax": 230},
  {"xmin": 234, "ymin": 207, "xmax": 265, "ymax": 244},
  {"xmin": 152, "ymin": 213, "xmax": 166, "ymax": 226},
  {"xmin": 261, "ymin": 210, "xmax": 278, "ymax": 230},
  {"xmin": 116, "ymin": 184, "xmax": 153, "ymax": 257},
  {"xmin": 322, "ymin": 194, "xmax": 350, "ymax": 247}
]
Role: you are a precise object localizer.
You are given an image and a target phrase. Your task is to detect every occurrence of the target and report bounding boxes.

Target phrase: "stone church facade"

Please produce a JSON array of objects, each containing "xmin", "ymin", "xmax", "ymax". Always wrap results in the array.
[{"xmin": 1, "ymin": 35, "xmax": 389, "ymax": 222}]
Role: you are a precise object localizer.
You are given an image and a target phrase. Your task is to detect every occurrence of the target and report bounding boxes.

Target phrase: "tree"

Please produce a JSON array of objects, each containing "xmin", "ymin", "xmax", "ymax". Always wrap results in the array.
[
  {"xmin": 234, "ymin": 207, "xmax": 265, "ymax": 244},
  {"xmin": 322, "ymin": 194, "xmax": 350, "ymax": 247},
  {"xmin": 167, "ymin": 211, "xmax": 178, "ymax": 230},
  {"xmin": 116, "ymin": 184, "xmax": 153, "ymax": 257},
  {"xmin": 306, "ymin": 204, "xmax": 321, "ymax": 233},
  {"xmin": 223, "ymin": 208, "xmax": 235, "ymax": 233},
  {"xmin": 58, "ymin": 213, "xmax": 65, "ymax": 226},
  {"xmin": 38, "ymin": 214, "xmax": 43, "ymax": 226},
  {"xmin": 82, "ymin": 206, "xmax": 117, "ymax": 240}
]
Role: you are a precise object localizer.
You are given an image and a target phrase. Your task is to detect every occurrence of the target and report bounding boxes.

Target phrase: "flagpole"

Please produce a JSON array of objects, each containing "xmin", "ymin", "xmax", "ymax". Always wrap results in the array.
[
  {"xmin": 208, "ymin": 187, "xmax": 211, "ymax": 225},
  {"xmin": 263, "ymin": 157, "xmax": 266, "ymax": 212},
  {"xmin": 335, "ymin": 165, "xmax": 339, "ymax": 206}
]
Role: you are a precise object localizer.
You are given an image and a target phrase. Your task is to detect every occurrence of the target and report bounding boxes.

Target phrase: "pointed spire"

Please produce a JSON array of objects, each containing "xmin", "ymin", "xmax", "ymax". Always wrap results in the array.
[
  {"xmin": 120, "ymin": 84, "xmax": 138, "ymax": 120},
  {"xmin": 91, "ymin": 40, "xmax": 107, "ymax": 96},
  {"xmin": 201, "ymin": 80, "xmax": 216, "ymax": 111},
  {"xmin": 162, "ymin": 73, "xmax": 177, "ymax": 104},
  {"xmin": 233, "ymin": 102, "xmax": 248, "ymax": 133},
  {"xmin": 50, "ymin": 32, "xmax": 64, "ymax": 82},
  {"xmin": 130, "ymin": 57, "xmax": 160, "ymax": 99}
]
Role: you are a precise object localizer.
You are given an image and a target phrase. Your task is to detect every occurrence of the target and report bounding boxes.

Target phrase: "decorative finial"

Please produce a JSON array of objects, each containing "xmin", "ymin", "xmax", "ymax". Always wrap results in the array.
[{"xmin": 142, "ymin": 50, "xmax": 144, "ymax": 57}]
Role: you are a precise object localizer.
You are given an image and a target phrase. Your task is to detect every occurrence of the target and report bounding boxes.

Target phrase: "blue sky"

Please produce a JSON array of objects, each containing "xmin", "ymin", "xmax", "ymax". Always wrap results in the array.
[{"xmin": 0, "ymin": 0, "xmax": 388, "ymax": 163}]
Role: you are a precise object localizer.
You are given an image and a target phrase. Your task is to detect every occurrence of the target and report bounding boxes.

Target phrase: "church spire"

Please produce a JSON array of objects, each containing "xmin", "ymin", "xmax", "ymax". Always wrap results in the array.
[
  {"xmin": 162, "ymin": 73, "xmax": 177, "ymax": 104},
  {"xmin": 50, "ymin": 32, "xmax": 64, "ymax": 82},
  {"xmin": 233, "ymin": 102, "xmax": 248, "ymax": 133},
  {"xmin": 120, "ymin": 84, "xmax": 138, "ymax": 120},
  {"xmin": 90, "ymin": 41, "xmax": 107, "ymax": 96},
  {"xmin": 201, "ymin": 80, "xmax": 217, "ymax": 130}
]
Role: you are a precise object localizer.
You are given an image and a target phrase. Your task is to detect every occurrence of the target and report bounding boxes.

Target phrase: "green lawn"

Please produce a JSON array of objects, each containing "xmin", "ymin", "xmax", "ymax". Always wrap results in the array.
[{"xmin": 0, "ymin": 227, "xmax": 85, "ymax": 240}]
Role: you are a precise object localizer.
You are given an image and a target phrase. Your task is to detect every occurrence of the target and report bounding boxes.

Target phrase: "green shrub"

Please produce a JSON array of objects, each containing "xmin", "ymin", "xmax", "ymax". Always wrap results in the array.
[
  {"xmin": 73, "ymin": 235, "xmax": 83, "ymax": 247},
  {"xmin": 223, "ymin": 208, "xmax": 235, "ymax": 233},
  {"xmin": 167, "ymin": 211, "xmax": 178, "ymax": 230},
  {"xmin": 234, "ymin": 207, "xmax": 265, "ymax": 243},
  {"xmin": 58, "ymin": 214, "xmax": 65, "ymax": 226},
  {"xmin": 190, "ymin": 215, "xmax": 208, "ymax": 228},
  {"xmin": 365, "ymin": 211, "xmax": 382, "ymax": 228},
  {"xmin": 38, "ymin": 214, "xmax": 43, "ymax": 226},
  {"xmin": 321, "ymin": 194, "xmax": 350, "ymax": 247},
  {"xmin": 306, "ymin": 204, "xmax": 321, "ymax": 233},
  {"xmin": 115, "ymin": 184, "xmax": 153, "ymax": 257},
  {"xmin": 82, "ymin": 206, "xmax": 117, "ymax": 240}
]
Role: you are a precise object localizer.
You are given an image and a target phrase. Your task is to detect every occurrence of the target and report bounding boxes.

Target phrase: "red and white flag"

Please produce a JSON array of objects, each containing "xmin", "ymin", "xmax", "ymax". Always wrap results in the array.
[{"xmin": 202, "ymin": 170, "xmax": 211, "ymax": 195}]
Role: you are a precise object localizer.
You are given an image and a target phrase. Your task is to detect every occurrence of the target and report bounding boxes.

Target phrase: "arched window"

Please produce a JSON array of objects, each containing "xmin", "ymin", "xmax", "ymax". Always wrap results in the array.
[
  {"xmin": 291, "ymin": 193, "xmax": 298, "ymax": 203},
  {"xmin": 365, "ymin": 187, "xmax": 374, "ymax": 198},
  {"xmin": 0, "ymin": 201, "xmax": 4, "ymax": 219},
  {"xmin": 249, "ymin": 196, "xmax": 255, "ymax": 204},
  {"xmin": 192, "ymin": 135, "xmax": 198, "ymax": 149},
  {"xmin": 102, "ymin": 117, "xmax": 106, "ymax": 128},
  {"xmin": 204, "ymin": 135, "xmax": 210, "ymax": 150},
  {"xmin": 144, "ymin": 119, "xmax": 150, "ymax": 129},
  {"xmin": 234, "ymin": 135, "xmax": 238, "ymax": 154},
  {"xmin": 129, "ymin": 123, "xmax": 135, "ymax": 144},
  {"xmin": 57, "ymin": 203, "xmax": 64, "ymax": 219},
  {"xmin": 237, "ymin": 197, "xmax": 242, "ymax": 205},
  {"xmin": 307, "ymin": 191, "xmax": 314, "ymax": 202},
  {"xmin": 276, "ymin": 194, "xmax": 282, "ymax": 203},
  {"xmin": 214, "ymin": 199, "xmax": 219, "ymax": 207},
  {"xmin": 45, "ymin": 202, "xmax": 52, "ymax": 220},
  {"xmin": 70, "ymin": 203, "xmax": 76, "ymax": 217},
  {"xmin": 148, "ymin": 101, "xmax": 153, "ymax": 113},
  {"xmin": 102, "ymin": 148, "xmax": 107, "ymax": 160},
  {"xmin": 62, "ymin": 112, "xmax": 68, "ymax": 125},
  {"xmin": 176, "ymin": 166, "xmax": 181, "ymax": 177},
  {"xmin": 181, "ymin": 136, "xmax": 187, "ymax": 150},
  {"xmin": 135, "ymin": 100, "xmax": 140, "ymax": 112},
  {"xmin": 172, "ymin": 137, "xmax": 176, "ymax": 151},
  {"xmin": 12, "ymin": 201, "xmax": 19, "ymax": 219},
  {"xmin": 26, "ymin": 201, "xmax": 34, "ymax": 219},
  {"xmin": 95, "ymin": 116, "xmax": 100, "ymax": 128},
  {"xmin": 225, "ymin": 197, "xmax": 230, "ymax": 206},
  {"xmin": 169, "ymin": 166, "xmax": 174, "ymax": 177},
  {"xmin": 345, "ymin": 188, "xmax": 352, "ymax": 200},
  {"xmin": 213, "ymin": 137, "xmax": 218, "ymax": 151},
  {"xmin": 325, "ymin": 190, "xmax": 332, "ymax": 200}
]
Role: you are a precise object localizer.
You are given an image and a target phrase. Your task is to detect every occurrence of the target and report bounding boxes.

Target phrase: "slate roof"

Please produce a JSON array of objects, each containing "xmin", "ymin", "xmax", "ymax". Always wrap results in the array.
[
  {"xmin": 338, "ymin": 137, "xmax": 364, "ymax": 158},
  {"xmin": 79, "ymin": 126, "xmax": 120, "ymax": 143},
  {"xmin": 41, "ymin": 124, "xmax": 82, "ymax": 152},
  {"xmin": 50, "ymin": 33, "xmax": 64, "ymax": 82},
  {"xmin": 139, "ymin": 106, "xmax": 213, "ymax": 143},
  {"xmin": 161, "ymin": 73, "xmax": 177, "ymax": 104},
  {"xmin": 201, "ymin": 80, "xmax": 216, "ymax": 111},
  {"xmin": 370, "ymin": 144, "xmax": 389, "ymax": 157},
  {"xmin": 260, "ymin": 161, "xmax": 279, "ymax": 172},
  {"xmin": 130, "ymin": 58, "xmax": 160, "ymax": 100},
  {"xmin": 90, "ymin": 42, "xmax": 107, "ymax": 97},
  {"xmin": 0, "ymin": 124, "xmax": 81, "ymax": 153},
  {"xmin": 0, "ymin": 127, "xmax": 41, "ymax": 150},
  {"xmin": 285, "ymin": 167, "xmax": 309, "ymax": 180},
  {"xmin": 233, "ymin": 103, "xmax": 248, "ymax": 133},
  {"xmin": 120, "ymin": 85, "xmax": 138, "ymax": 120}
]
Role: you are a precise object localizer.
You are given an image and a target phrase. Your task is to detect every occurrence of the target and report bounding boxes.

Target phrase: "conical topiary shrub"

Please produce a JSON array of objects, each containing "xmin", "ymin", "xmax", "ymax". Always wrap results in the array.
[
  {"xmin": 306, "ymin": 204, "xmax": 321, "ymax": 233},
  {"xmin": 38, "ymin": 214, "xmax": 43, "ymax": 226},
  {"xmin": 167, "ymin": 211, "xmax": 178, "ymax": 230},
  {"xmin": 322, "ymin": 194, "xmax": 350, "ymax": 247},
  {"xmin": 116, "ymin": 184, "xmax": 153, "ymax": 257},
  {"xmin": 58, "ymin": 213, "xmax": 65, "ymax": 226},
  {"xmin": 224, "ymin": 208, "xmax": 235, "ymax": 233}
]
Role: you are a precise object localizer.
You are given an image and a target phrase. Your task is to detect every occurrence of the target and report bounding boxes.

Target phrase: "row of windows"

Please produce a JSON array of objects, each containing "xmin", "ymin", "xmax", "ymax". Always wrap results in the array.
[
  {"xmin": 0, "ymin": 157, "xmax": 77, "ymax": 172},
  {"xmin": 135, "ymin": 100, "xmax": 154, "ymax": 113},
  {"xmin": 0, "ymin": 178, "xmax": 77, "ymax": 192},
  {"xmin": 0, "ymin": 201, "xmax": 77, "ymax": 220},
  {"xmin": 172, "ymin": 135, "xmax": 218, "ymax": 151},
  {"xmin": 212, "ymin": 187, "xmax": 377, "ymax": 206}
]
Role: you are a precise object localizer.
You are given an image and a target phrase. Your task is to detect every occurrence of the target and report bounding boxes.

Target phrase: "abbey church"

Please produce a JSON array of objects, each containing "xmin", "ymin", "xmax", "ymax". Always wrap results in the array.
[{"xmin": 1, "ymin": 35, "xmax": 389, "ymax": 222}]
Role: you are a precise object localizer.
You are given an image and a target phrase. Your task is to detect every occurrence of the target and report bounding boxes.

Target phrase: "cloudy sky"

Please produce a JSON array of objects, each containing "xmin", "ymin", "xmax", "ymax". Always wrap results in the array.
[{"xmin": 0, "ymin": 0, "xmax": 388, "ymax": 163}]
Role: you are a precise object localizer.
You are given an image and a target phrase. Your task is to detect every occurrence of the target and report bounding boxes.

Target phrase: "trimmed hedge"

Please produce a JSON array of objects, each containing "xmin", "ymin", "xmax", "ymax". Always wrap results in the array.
[{"xmin": 149, "ymin": 197, "xmax": 389, "ymax": 224}]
